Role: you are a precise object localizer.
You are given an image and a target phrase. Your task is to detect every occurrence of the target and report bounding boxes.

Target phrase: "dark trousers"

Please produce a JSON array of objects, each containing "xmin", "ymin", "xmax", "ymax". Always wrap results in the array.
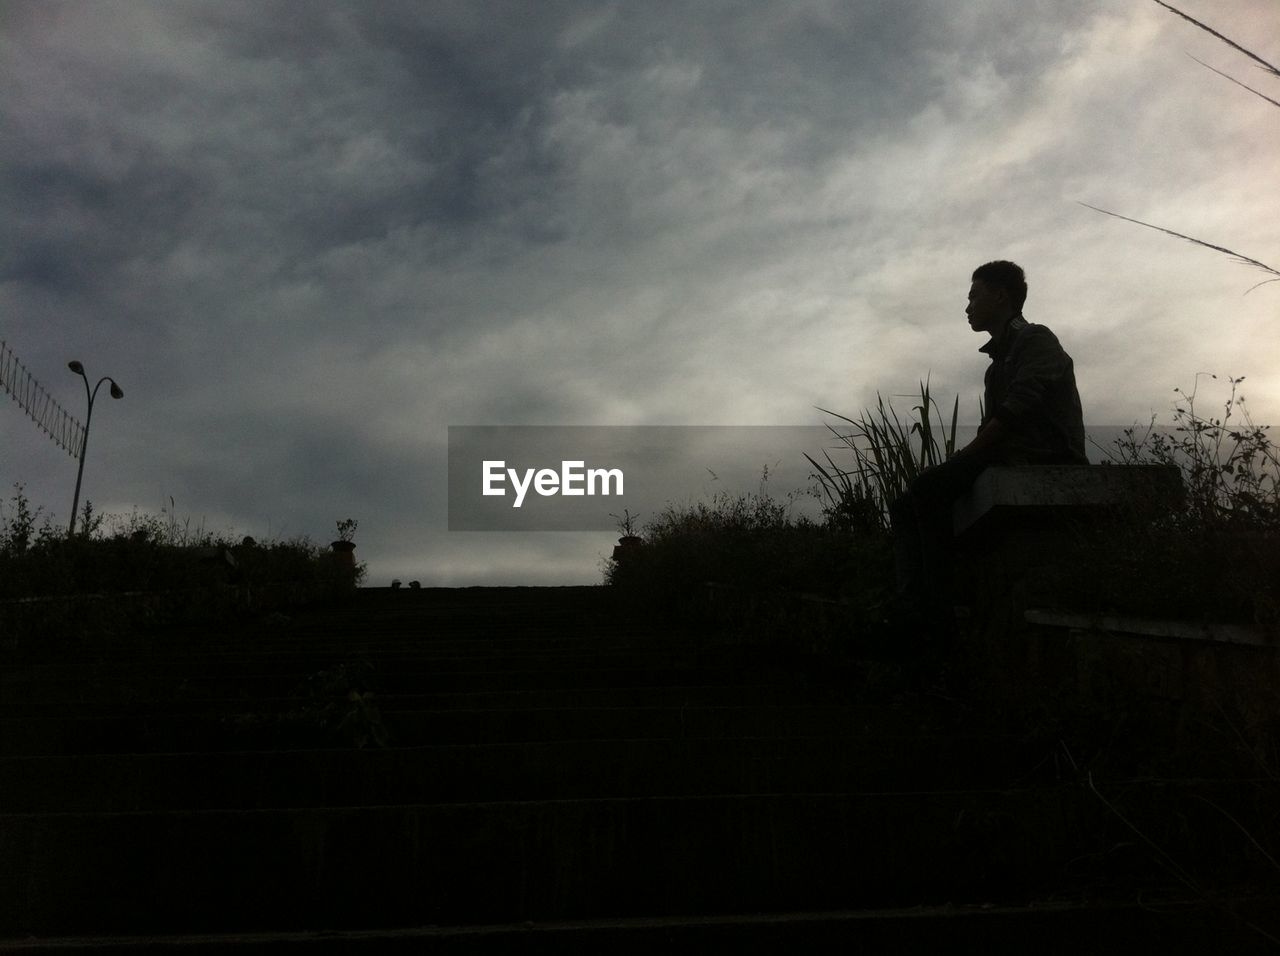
[{"xmin": 889, "ymin": 454, "xmax": 992, "ymax": 615}]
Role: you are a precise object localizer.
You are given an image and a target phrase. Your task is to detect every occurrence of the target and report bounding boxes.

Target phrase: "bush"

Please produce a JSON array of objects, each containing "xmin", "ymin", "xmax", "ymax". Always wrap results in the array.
[
  {"xmin": 0, "ymin": 486, "xmax": 364, "ymax": 601},
  {"xmin": 1106, "ymin": 375, "xmax": 1278, "ymax": 532},
  {"xmin": 608, "ymin": 384, "xmax": 958, "ymax": 619},
  {"xmin": 1050, "ymin": 374, "xmax": 1279, "ymax": 632},
  {"xmin": 0, "ymin": 483, "xmax": 58, "ymax": 554},
  {"xmin": 606, "ymin": 479, "xmax": 892, "ymax": 616}
]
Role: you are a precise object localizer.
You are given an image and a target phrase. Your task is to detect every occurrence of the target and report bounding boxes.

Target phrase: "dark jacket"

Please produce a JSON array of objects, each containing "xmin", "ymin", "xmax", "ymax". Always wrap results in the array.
[{"xmin": 980, "ymin": 314, "xmax": 1088, "ymax": 465}]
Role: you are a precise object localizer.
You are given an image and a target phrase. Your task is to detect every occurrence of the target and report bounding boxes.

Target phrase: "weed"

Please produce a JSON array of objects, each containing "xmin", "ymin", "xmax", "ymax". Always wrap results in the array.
[
  {"xmin": 1050, "ymin": 374, "xmax": 1280, "ymax": 632},
  {"xmin": 75, "ymin": 499, "xmax": 105, "ymax": 539},
  {"xmin": 607, "ymin": 472, "xmax": 890, "ymax": 614},
  {"xmin": 1101, "ymin": 374, "xmax": 1279, "ymax": 532},
  {"xmin": 0, "ymin": 483, "xmax": 57, "ymax": 554},
  {"xmin": 296, "ymin": 661, "xmax": 390, "ymax": 749},
  {"xmin": 0, "ymin": 485, "xmax": 365, "ymax": 602},
  {"xmin": 610, "ymin": 508, "xmax": 641, "ymax": 538},
  {"xmin": 222, "ymin": 661, "xmax": 391, "ymax": 749},
  {"xmin": 808, "ymin": 379, "xmax": 962, "ymax": 533}
]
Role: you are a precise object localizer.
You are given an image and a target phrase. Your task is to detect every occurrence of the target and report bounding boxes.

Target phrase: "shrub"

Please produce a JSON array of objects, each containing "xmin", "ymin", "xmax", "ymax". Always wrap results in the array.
[
  {"xmin": 0, "ymin": 483, "xmax": 59, "ymax": 554},
  {"xmin": 607, "ymin": 384, "xmax": 959, "ymax": 617},
  {"xmin": 1104, "ymin": 374, "xmax": 1279, "ymax": 532},
  {"xmin": 606, "ymin": 477, "xmax": 892, "ymax": 615},
  {"xmin": 0, "ymin": 487, "xmax": 365, "ymax": 601},
  {"xmin": 1052, "ymin": 374, "xmax": 1280, "ymax": 632}
]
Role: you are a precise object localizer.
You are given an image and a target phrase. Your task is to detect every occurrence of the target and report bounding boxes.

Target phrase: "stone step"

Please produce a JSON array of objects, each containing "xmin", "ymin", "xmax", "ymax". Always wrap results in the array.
[
  {"xmin": 3, "ymin": 659, "xmax": 746, "ymax": 707},
  {"xmin": 0, "ymin": 703, "xmax": 936, "ymax": 756},
  {"xmin": 2, "ymin": 664, "xmax": 809, "ymax": 707},
  {"xmin": 0, "ymin": 734, "xmax": 1034, "ymax": 811},
  {"xmin": 4, "ymin": 900, "xmax": 1275, "ymax": 954},
  {"xmin": 8, "ymin": 631, "xmax": 709, "ymax": 661},
  {"xmin": 3, "ymin": 783, "xmax": 1271, "ymax": 937},
  {"xmin": 0, "ymin": 682, "xmax": 840, "ymax": 719},
  {"xmin": 5, "ymin": 649, "xmax": 728, "ymax": 685},
  {"xmin": 0, "ymin": 587, "xmax": 673, "ymax": 663}
]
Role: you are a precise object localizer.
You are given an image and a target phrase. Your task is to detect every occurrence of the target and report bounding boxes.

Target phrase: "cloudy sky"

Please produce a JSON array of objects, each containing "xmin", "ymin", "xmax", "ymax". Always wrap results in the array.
[{"xmin": 2, "ymin": 0, "xmax": 1278, "ymax": 586}]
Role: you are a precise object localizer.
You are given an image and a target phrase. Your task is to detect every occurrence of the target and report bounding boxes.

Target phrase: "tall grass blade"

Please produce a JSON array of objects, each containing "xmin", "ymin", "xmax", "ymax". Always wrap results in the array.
[
  {"xmin": 1188, "ymin": 54, "xmax": 1280, "ymax": 109},
  {"xmin": 811, "ymin": 381, "xmax": 970, "ymax": 530},
  {"xmin": 1152, "ymin": 0, "xmax": 1280, "ymax": 79},
  {"xmin": 1078, "ymin": 203, "xmax": 1280, "ymax": 290}
]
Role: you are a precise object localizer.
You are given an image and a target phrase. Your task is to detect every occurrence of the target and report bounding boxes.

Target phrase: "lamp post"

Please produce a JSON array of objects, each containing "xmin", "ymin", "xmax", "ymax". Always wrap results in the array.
[{"xmin": 67, "ymin": 360, "xmax": 123, "ymax": 536}]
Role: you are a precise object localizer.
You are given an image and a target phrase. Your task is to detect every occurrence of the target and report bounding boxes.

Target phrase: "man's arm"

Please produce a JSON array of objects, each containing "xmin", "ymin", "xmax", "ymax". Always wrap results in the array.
[
  {"xmin": 954, "ymin": 415, "xmax": 1009, "ymax": 460},
  {"xmin": 956, "ymin": 327, "xmax": 1073, "ymax": 462},
  {"xmin": 994, "ymin": 327, "xmax": 1073, "ymax": 427}
]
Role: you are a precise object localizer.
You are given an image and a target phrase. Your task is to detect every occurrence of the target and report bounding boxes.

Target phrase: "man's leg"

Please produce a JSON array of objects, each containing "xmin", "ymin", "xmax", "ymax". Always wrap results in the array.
[
  {"xmin": 890, "ymin": 454, "xmax": 992, "ymax": 619},
  {"xmin": 889, "ymin": 493, "xmax": 926, "ymax": 607}
]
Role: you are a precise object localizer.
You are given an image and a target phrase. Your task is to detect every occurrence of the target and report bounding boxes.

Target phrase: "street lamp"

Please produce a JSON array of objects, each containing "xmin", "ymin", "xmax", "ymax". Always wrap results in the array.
[{"xmin": 67, "ymin": 360, "xmax": 124, "ymax": 535}]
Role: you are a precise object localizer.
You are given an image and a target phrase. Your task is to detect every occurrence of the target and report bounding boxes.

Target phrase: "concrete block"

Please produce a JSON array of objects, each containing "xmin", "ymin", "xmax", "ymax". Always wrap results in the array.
[
  {"xmin": 1023, "ymin": 608, "xmax": 1268, "ymax": 648},
  {"xmin": 953, "ymin": 464, "xmax": 1182, "ymax": 536}
]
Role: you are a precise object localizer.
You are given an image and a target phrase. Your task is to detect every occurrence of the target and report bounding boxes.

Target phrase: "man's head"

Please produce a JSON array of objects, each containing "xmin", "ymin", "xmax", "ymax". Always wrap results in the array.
[{"xmin": 967, "ymin": 260, "xmax": 1026, "ymax": 336}]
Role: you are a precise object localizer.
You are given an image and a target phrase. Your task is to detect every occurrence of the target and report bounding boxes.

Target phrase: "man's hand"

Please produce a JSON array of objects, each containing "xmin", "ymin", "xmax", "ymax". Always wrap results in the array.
[{"xmin": 955, "ymin": 416, "xmax": 1008, "ymax": 459}]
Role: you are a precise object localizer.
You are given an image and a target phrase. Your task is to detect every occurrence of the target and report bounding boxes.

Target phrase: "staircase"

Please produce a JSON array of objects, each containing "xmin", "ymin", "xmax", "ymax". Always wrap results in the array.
[{"xmin": 2, "ymin": 587, "xmax": 1276, "ymax": 952}]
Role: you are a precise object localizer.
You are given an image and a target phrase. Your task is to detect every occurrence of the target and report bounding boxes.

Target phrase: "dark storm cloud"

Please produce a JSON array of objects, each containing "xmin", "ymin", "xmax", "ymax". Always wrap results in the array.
[
  {"xmin": 3, "ymin": 158, "xmax": 208, "ymax": 291},
  {"xmin": 3, "ymin": 0, "xmax": 1101, "ymax": 315},
  {"xmin": 3, "ymin": 2, "xmax": 563, "ymax": 302},
  {"xmin": 0, "ymin": 5, "xmax": 1022, "ymax": 272}
]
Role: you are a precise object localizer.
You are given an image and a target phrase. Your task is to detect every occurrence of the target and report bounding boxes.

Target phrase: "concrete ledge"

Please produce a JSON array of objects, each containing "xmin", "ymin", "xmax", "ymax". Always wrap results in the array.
[
  {"xmin": 1024, "ymin": 608, "xmax": 1270, "ymax": 647},
  {"xmin": 953, "ymin": 464, "xmax": 1182, "ymax": 536}
]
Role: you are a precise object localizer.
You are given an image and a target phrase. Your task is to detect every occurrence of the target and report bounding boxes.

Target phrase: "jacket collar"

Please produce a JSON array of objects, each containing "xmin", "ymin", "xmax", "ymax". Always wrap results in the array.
[{"xmin": 979, "ymin": 313, "xmax": 1027, "ymax": 356}]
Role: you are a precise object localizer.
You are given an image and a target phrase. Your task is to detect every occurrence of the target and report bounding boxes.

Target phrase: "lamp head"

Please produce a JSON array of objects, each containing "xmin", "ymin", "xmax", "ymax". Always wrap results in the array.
[
  {"xmin": 68, "ymin": 360, "xmax": 84, "ymax": 375},
  {"xmin": 109, "ymin": 382, "xmax": 124, "ymax": 400}
]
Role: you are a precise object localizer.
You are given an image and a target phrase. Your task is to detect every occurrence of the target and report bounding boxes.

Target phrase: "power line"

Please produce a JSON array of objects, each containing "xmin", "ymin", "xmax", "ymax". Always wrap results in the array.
[{"xmin": 0, "ymin": 340, "xmax": 85, "ymax": 459}]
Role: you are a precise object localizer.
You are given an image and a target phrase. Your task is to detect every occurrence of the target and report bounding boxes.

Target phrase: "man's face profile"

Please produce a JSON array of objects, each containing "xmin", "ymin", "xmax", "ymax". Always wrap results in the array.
[{"xmin": 966, "ymin": 278, "xmax": 1007, "ymax": 335}]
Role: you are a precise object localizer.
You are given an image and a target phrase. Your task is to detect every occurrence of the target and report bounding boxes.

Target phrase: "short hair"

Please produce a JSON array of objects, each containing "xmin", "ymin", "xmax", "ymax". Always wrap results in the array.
[{"xmin": 972, "ymin": 260, "xmax": 1027, "ymax": 311}]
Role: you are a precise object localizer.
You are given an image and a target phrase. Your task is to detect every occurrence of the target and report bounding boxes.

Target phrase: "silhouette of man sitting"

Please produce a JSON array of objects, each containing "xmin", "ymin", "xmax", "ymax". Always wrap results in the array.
[{"xmin": 887, "ymin": 260, "xmax": 1087, "ymax": 634}]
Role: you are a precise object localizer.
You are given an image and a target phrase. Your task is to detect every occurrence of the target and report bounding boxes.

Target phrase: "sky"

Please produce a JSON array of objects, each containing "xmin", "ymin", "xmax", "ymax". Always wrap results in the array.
[{"xmin": 2, "ymin": 0, "xmax": 1278, "ymax": 586}]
